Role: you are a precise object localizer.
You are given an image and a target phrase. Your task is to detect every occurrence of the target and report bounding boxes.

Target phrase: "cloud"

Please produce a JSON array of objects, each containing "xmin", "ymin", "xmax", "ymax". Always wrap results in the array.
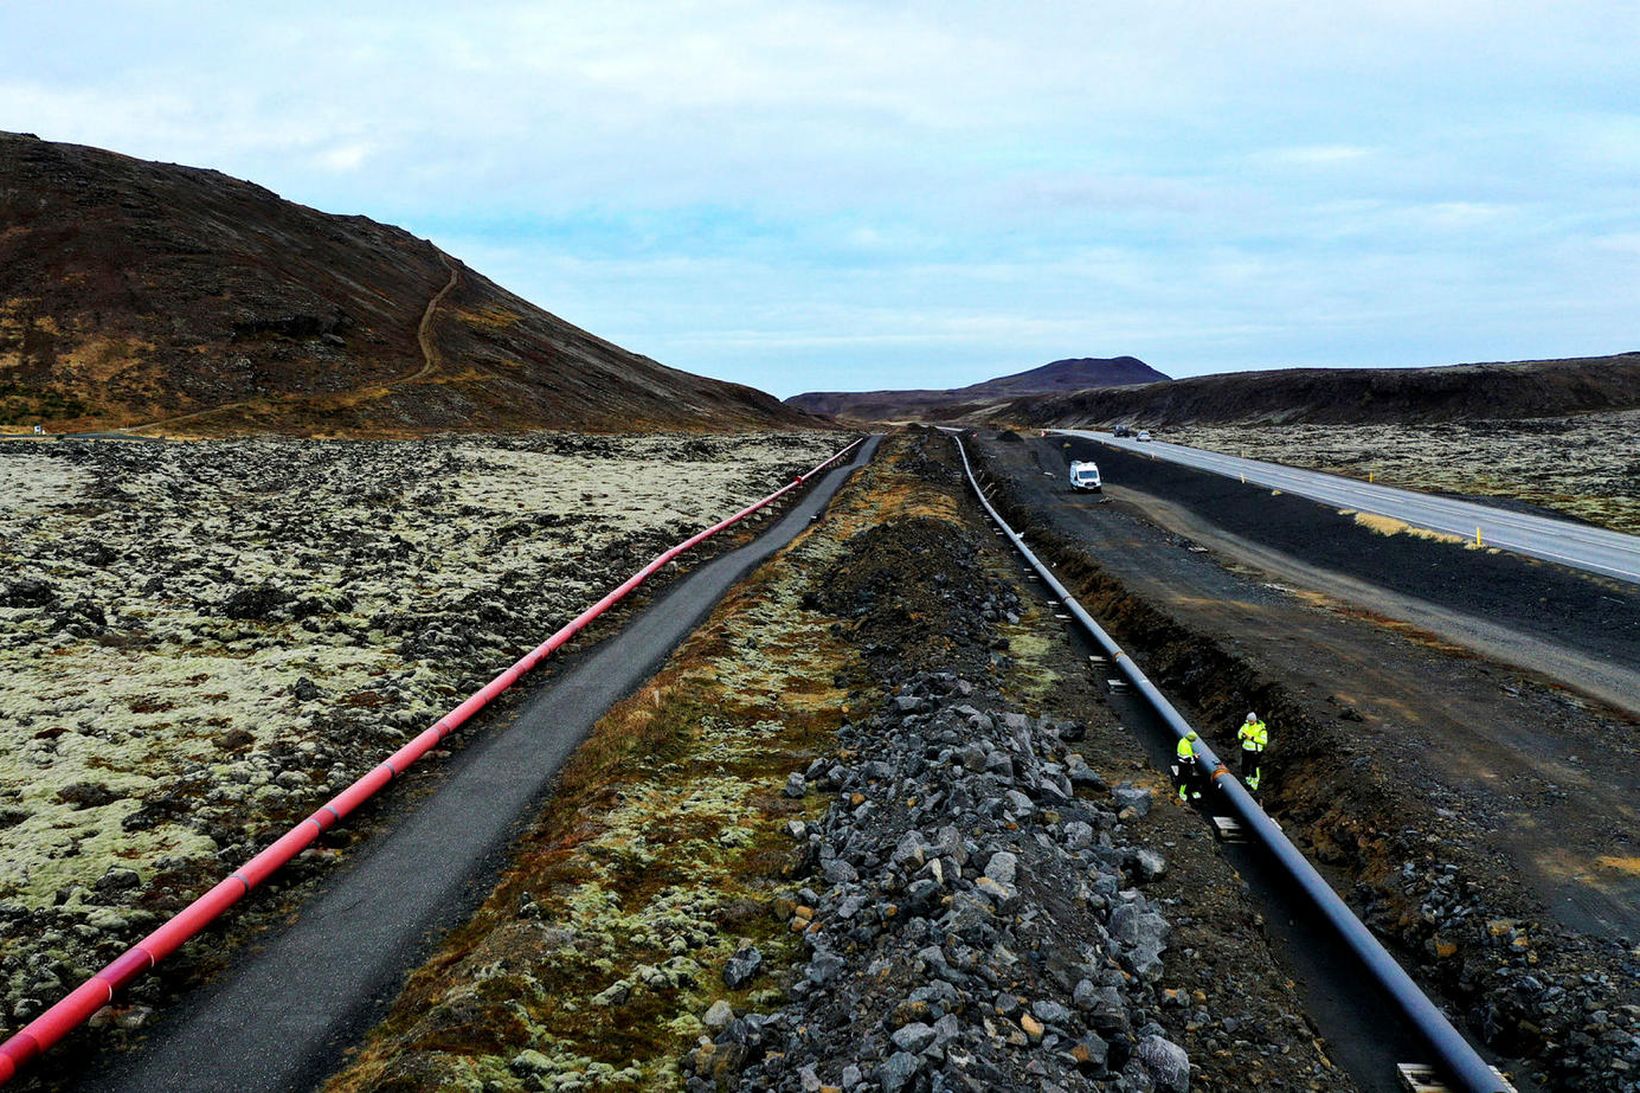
[
  {"xmin": 1259, "ymin": 144, "xmax": 1377, "ymax": 166},
  {"xmin": 315, "ymin": 143, "xmax": 373, "ymax": 172},
  {"xmin": 1, "ymin": 1, "xmax": 1635, "ymax": 392}
]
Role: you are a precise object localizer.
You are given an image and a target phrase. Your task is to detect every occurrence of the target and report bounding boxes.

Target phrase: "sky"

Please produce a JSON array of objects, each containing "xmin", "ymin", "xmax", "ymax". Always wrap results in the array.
[{"xmin": 2, "ymin": 2, "xmax": 1637, "ymax": 397}]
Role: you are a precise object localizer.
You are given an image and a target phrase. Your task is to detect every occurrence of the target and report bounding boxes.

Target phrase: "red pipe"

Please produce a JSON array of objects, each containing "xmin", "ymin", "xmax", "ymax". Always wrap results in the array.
[{"xmin": 0, "ymin": 437, "xmax": 864, "ymax": 1086}]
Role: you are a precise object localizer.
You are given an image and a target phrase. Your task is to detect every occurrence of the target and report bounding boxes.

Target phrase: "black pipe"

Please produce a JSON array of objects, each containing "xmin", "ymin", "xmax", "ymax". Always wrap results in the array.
[{"xmin": 949, "ymin": 432, "xmax": 1507, "ymax": 1093}]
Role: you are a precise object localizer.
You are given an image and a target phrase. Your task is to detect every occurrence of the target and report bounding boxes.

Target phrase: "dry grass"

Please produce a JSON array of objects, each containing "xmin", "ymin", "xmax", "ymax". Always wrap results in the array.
[
  {"xmin": 1595, "ymin": 855, "xmax": 1640, "ymax": 878},
  {"xmin": 1171, "ymin": 411, "xmax": 1640, "ymax": 535},
  {"xmin": 1345, "ymin": 510, "xmax": 1485, "ymax": 547}
]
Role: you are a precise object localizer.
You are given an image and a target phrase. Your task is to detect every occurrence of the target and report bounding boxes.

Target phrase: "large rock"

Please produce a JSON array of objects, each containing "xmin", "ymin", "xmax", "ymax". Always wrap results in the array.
[
  {"xmin": 1136, "ymin": 1034, "xmax": 1191, "ymax": 1092},
  {"xmin": 890, "ymin": 1021, "xmax": 937, "ymax": 1054},
  {"xmin": 878, "ymin": 1050, "xmax": 922, "ymax": 1091},
  {"xmin": 983, "ymin": 851, "xmax": 1018, "ymax": 887},
  {"xmin": 1110, "ymin": 902, "xmax": 1170, "ymax": 981},
  {"xmin": 1111, "ymin": 784, "xmax": 1152, "ymax": 818},
  {"xmin": 891, "ymin": 830, "xmax": 927, "ymax": 869},
  {"xmin": 722, "ymin": 945, "xmax": 764, "ymax": 990}
]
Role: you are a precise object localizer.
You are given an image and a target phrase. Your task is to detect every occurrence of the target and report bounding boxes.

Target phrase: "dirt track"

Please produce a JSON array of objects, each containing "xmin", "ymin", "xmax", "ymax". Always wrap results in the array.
[{"xmin": 976, "ymin": 431, "xmax": 1638, "ymax": 1090}]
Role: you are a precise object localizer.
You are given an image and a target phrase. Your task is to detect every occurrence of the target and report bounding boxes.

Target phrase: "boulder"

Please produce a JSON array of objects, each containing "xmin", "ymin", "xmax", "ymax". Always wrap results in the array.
[{"xmin": 1137, "ymin": 1034, "xmax": 1191, "ymax": 1092}]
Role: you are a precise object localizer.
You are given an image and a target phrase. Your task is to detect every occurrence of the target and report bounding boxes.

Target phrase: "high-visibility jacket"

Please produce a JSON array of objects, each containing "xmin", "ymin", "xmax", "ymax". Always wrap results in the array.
[
  {"xmin": 1238, "ymin": 720, "xmax": 1268, "ymax": 752},
  {"xmin": 1176, "ymin": 737, "xmax": 1196, "ymax": 763}
]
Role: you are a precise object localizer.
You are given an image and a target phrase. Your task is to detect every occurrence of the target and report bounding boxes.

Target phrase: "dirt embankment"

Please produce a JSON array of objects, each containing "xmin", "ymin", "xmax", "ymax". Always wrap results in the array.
[
  {"xmin": 998, "ymin": 354, "xmax": 1640, "ymax": 428},
  {"xmin": 324, "ymin": 430, "xmax": 1337, "ymax": 1093},
  {"xmin": 967, "ymin": 436, "xmax": 1640, "ymax": 1091}
]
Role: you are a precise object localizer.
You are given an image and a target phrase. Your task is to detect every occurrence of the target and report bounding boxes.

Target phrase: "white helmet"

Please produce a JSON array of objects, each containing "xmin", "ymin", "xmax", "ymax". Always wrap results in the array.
[{"xmin": 1246, "ymin": 712, "xmax": 1258, "ymax": 723}]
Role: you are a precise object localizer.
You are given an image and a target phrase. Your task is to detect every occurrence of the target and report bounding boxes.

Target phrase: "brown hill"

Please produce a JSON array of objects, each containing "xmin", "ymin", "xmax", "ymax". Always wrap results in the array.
[
  {"xmin": 0, "ymin": 132, "xmax": 819, "ymax": 436},
  {"xmin": 996, "ymin": 355, "xmax": 1640, "ymax": 428},
  {"xmin": 786, "ymin": 356, "xmax": 1168, "ymax": 421}
]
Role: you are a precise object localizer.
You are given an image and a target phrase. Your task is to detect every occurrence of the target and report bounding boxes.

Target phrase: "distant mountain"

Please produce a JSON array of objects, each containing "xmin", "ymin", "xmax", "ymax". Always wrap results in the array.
[
  {"xmin": 0, "ymin": 132, "xmax": 820, "ymax": 435},
  {"xmin": 993, "ymin": 355, "xmax": 1640, "ymax": 428},
  {"xmin": 786, "ymin": 356, "xmax": 1169, "ymax": 421}
]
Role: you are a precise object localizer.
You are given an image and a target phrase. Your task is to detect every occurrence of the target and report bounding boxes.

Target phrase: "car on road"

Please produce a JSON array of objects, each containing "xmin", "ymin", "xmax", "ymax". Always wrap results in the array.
[
  {"xmin": 1113, "ymin": 425, "xmax": 1133, "ymax": 437},
  {"xmin": 1136, "ymin": 430, "xmax": 1152, "ymax": 442},
  {"xmin": 1069, "ymin": 460, "xmax": 1102, "ymax": 492}
]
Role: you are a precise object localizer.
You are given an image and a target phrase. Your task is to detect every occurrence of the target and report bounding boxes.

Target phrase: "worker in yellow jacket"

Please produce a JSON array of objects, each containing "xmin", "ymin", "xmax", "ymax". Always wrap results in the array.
[
  {"xmin": 1175, "ymin": 731, "xmax": 1202, "ymax": 801},
  {"xmin": 1238, "ymin": 712, "xmax": 1268, "ymax": 792}
]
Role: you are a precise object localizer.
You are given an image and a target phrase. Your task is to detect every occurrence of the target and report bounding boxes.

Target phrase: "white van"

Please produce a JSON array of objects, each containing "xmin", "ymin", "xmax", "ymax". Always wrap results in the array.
[{"xmin": 1069, "ymin": 460, "xmax": 1102, "ymax": 493}]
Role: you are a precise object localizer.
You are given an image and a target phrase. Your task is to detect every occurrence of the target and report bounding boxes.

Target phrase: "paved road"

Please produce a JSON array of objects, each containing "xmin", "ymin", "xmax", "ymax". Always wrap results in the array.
[
  {"xmin": 85, "ymin": 437, "xmax": 878, "ymax": 1093},
  {"xmin": 1055, "ymin": 430, "xmax": 1640, "ymax": 585}
]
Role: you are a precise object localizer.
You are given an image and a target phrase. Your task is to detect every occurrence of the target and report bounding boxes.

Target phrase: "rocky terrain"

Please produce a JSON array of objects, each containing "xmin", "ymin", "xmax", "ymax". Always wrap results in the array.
[
  {"xmin": 0, "ymin": 132, "xmax": 818, "ymax": 435},
  {"xmin": 992, "ymin": 354, "xmax": 1640, "ymax": 429},
  {"xmin": 0, "ymin": 430, "xmax": 838, "ymax": 1048},
  {"xmin": 787, "ymin": 358, "xmax": 1168, "ymax": 422},
  {"xmin": 707, "ymin": 675, "xmax": 1194, "ymax": 1093},
  {"xmin": 326, "ymin": 431, "xmax": 1340, "ymax": 1093},
  {"xmin": 1166, "ymin": 411, "xmax": 1640, "ymax": 536}
]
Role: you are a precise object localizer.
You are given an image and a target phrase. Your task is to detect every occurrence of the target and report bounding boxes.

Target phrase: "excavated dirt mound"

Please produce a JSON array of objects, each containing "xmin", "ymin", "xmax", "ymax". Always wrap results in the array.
[{"xmin": 806, "ymin": 517, "xmax": 1014, "ymax": 687}]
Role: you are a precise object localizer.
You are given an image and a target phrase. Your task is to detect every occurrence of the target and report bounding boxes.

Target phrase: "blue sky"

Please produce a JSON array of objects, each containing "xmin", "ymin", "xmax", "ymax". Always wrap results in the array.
[{"xmin": 3, "ymin": 2, "xmax": 1637, "ymax": 397}]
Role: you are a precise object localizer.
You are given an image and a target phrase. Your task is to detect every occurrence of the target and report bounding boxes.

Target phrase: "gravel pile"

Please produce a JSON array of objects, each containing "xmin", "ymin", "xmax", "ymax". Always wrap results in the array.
[
  {"xmin": 684, "ymin": 673, "xmax": 1189, "ymax": 1092},
  {"xmin": 1384, "ymin": 857, "xmax": 1640, "ymax": 1090}
]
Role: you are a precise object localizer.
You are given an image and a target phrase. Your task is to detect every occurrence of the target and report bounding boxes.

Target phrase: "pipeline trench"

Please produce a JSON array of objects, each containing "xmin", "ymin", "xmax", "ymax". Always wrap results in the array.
[
  {"xmin": 951, "ymin": 431, "xmax": 1511, "ymax": 1093},
  {"xmin": 958, "ymin": 466, "xmax": 1456, "ymax": 1090},
  {"xmin": 961, "ymin": 428, "xmax": 1638, "ymax": 1092}
]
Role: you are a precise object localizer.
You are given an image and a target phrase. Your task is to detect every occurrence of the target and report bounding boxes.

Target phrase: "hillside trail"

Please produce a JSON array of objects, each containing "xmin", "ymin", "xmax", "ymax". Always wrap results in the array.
[
  {"xmin": 406, "ymin": 253, "xmax": 461, "ymax": 383},
  {"xmin": 121, "ymin": 252, "xmax": 461, "ymax": 436}
]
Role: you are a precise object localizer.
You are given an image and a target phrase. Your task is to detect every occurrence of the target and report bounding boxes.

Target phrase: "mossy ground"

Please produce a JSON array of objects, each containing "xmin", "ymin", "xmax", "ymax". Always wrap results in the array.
[
  {"xmin": 325, "ymin": 437, "xmax": 962, "ymax": 1092},
  {"xmin": 0, "ymin": 431, "xmax": 838, "ymax": 1051}
]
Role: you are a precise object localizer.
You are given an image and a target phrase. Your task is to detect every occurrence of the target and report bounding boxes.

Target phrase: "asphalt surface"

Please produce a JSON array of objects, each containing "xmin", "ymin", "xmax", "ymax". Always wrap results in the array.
[
  {"xmin": 83, "ymin": 436, "xmax": 878, "ymax": 1093},
  {"xmin": 1055, "ymin": 430, "xmax": 1640, "ymax": 585}
]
